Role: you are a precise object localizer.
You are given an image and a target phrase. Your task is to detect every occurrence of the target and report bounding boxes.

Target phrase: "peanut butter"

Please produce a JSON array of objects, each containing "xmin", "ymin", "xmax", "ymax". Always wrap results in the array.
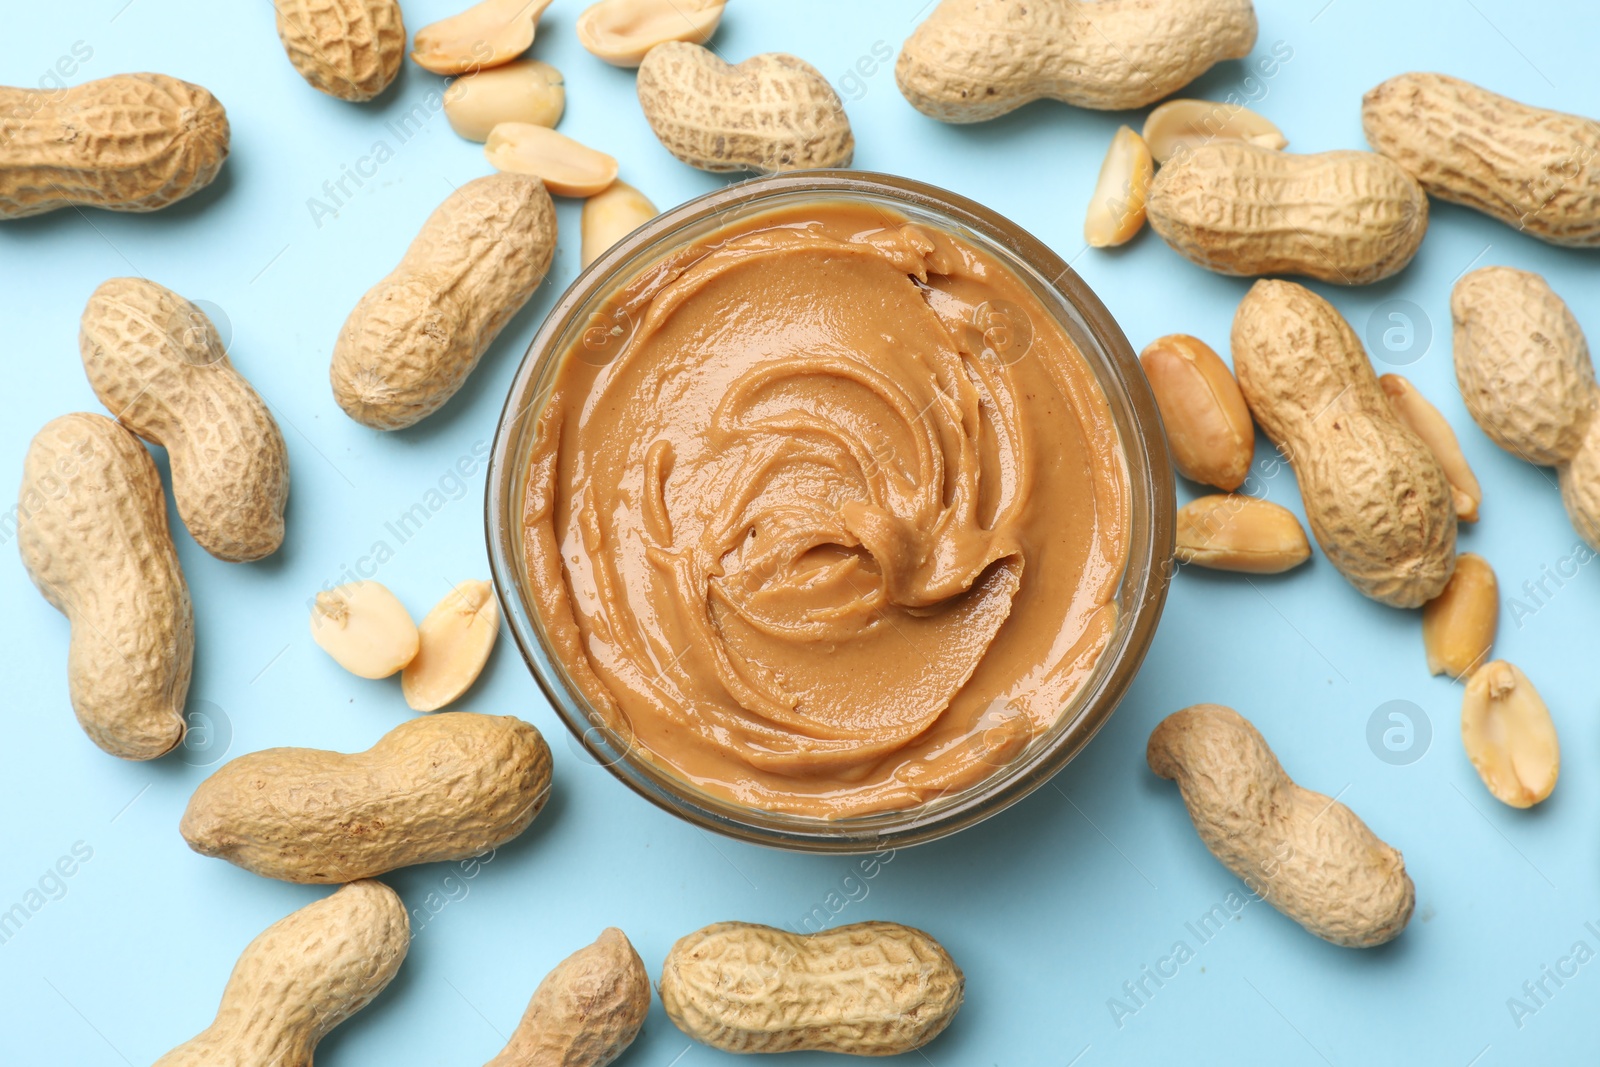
[{"xmin": 523, "ymin": 200, "xmax": 1130, "ymax": 817}]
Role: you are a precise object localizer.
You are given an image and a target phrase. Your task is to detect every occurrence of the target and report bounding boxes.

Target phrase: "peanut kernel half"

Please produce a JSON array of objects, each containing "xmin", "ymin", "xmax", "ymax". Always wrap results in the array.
[
  {"xmin": 1175, "ymin": 494, "xmax": 1311, "ymax": 574},
  {"xmin": 1421, "ymin": 553, "xmax": 1497, "ymax": 678},
  {"xmin": 444, "ymin": 60, "xmax": 565, "ymax": 142},
  {"xmin": 310, "ymin": 581, "xmax": 419, "ymax": 679},
  {"xmin": 581, "ymin": 180, "xmax": 658, "ymax": 267},
  {"xmin": 1381, "ymin": 374, "xmax": 1482, "ymax": 522},
  {"xmin": 1084, "ymin": 126, "xmax": 1153, "ymax": 248},
  {"xmin": 1141, "ymin": 334, "xmax": 1255, "ymax": 490},
  {"xmin": 402, "ymin": 580, "xmax": 500, "ymax": 712},
  {"xmin": 485, "ymin": 123, "xmax": 618, "ymax": 197},
  {"xmin": 1461, "ymin": 660, "xmax": 1558, "ymax": 808},
  {"xmin": 1142, "ymin": 99, "xmax": 1287, "ymax": 165}
]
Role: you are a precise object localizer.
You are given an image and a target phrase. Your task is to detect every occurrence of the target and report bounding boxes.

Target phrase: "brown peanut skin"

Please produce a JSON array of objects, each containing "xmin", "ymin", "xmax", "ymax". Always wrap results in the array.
[
  {"xmin": 1148, "ymin": 705, "xmax": 1415, "ymax": 948},
  {"xmin": 274, "ymin": 0, "xmax": 405, "ymax": 102},
  {"xmin": 153, "ymin": 881, "xmax": 408, "ymax": 1067},
  {"xmin": 636, "ymin": 43, "xmax": 853, "ymax": 173},
  {"xmin": 1148, "ymin": 143, "xmax": 1430, "ymax": 284},
  {"xmin": 660, "ymin": 921, "xmax": 963, "ymax": 1055},
  {"xmin": 1233, "ymin": 280, "xmax": 1456, "ymax": 607},
  {"xmin": 80, "ymin": 278, "xmax": 289, "ymax": 562},
  {"xmin": 1451, "ymin": 266, "xmax": 1595, "ymax": 467},
  {"xmin": 1362, "ymin": 72, "xmax": 1600, "ymax": 247},
  {"xmin": 331, "ymin": 173, "xmax": 557, "ymax": 430},
  {"xmin": 896, "ymin": 0, "xmax": 1257, "ymax": 123},
  {"xmin": 0, "ymin": 73, "xmax": 228, "ymax": 219},
  {"xmin": 180, "ymin": 713, "xmax": 552, "ymax": 883},
  {"xmin": 485, "ymin": 928, "xmax": 650, "ymax": 1067},
  {"xmin": 17, "ymin": 414, "xmax": 192, "ymax": 760}
]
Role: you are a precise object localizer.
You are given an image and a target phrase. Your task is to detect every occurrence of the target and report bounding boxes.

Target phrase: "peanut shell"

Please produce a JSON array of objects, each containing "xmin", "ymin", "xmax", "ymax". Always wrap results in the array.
[
  {"xmin": 660, "ymin": 921, "xmax": 963, "ymax": 1055},
  {"xmin": 17, "ymin": 414, "xmax": 192, "ymax": 760},
  {"xmin": 80, "ymin": 277, "xmax": 290, "ymax": 562},
  {"xmin": 273, "ymin": 0, "xmax": 404, "ymax": 101},
  {"xmin": 1363, "ymin": 72, "xmax": 1600, "ymax": 247},
  {"xmin": 331, "ymin": 172, "xmax": 557, "ymax": 430},
  {"xmin": 895, "ymin": 0, "xmax": 1257, "ymax": 122},
  {"xmin": 636, "ymin": 43, "xmax": 853, "ymax": 173},
  {"xmin": 1451, "ymin": 266, "xmax": 1595, "ymax": 467},
  {"xmin": 0, "ymin": 73, "xmax": 228, "ymax": 219},
  {"xmin": 1148, "ymin": 143, "xmax": 1429, "ymax": 284},
  {"xmin": 1232, "ymin": 280, "xmax": 1456, "ymax": 607},
  {"xmin": 1148, "ymin": 704, "xmax": 1415, "ymax": 948},
  {"xmin": 180, "ymin": 713, "xmax": 551, "ymax": 883},
  {"xmin": 485, "ymin": 928, "xmax": 650, "ymax": 1067},
  {"xmin": 153, "ymin": 881, "xmax": 408, "ymax": 1066}
]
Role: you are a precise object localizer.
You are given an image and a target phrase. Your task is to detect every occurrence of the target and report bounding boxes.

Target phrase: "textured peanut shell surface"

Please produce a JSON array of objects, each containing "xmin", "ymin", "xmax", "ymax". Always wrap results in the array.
[
  {"xmin": 485, "ymin": 928, "xmax": 650, "ymax": 1067},
  {"xmin": 273, "ymin": 0, "xmax": 405, "ymax": 101},
  {"xmin": 1148, "ymin": 704, "xmax": 1415, "ymax": 948},
  {"xmin": 1451, "ymin": 266, "xmax": 1595, "ymax": 467},
  {"xmin": 180, "ymin": 713, "xmax": 552, "ymax": 883},
  {"xmin": 636, "ymin": 43, "xmax": 853, "ymax": 173},
  {"xmin": 1559, "ymin": 416, "xmax": 1600, "ymax": 551},
  {"xmin": 1233, "ymin": 280, "xmax": 1455, "ymax": 607},
  {"xmin": 1362, "ymin": 72, "xmax": 1600, "ymax": 247},
  {"xmin": 153, "ymin": 881, "xmax": 409, "ymax": 1067},
  {"xmin": 1147, "ymin": 142, "xmax": 1429, "ymax": 284},
  {"xmin": 896, "ymin": 0, "xmax": 1257, "ymax": 122},
  {"xmin": 660, "ymin": 921, "xmax": 963, "ymax": 1055},
  {"xmin": 0, "ymin": 73, "xmax": 229, "ymax": 219},
  {"xmin": 17, "ymin": 413, "xmax": 192, "ymax": 760},
  {"xmin": 80, "ymin": 277, "xmax": 289, "ymax": 562},
  {"xmin": 331, "ymin": 172, "xmax": 557, "ymax": 430}
]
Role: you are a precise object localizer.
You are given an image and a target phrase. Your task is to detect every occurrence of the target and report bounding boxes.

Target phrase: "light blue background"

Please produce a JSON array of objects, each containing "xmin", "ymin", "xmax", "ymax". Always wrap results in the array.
[{"xmin": 3, "ymin": 1, "xmax": 1598, "ymax": 1063}]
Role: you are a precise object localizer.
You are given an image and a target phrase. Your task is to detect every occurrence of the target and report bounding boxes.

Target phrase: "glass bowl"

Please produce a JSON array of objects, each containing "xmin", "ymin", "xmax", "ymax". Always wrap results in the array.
[{"xmin": 486, "ymin": 170, "xmax": 1173, "ymax": 853}]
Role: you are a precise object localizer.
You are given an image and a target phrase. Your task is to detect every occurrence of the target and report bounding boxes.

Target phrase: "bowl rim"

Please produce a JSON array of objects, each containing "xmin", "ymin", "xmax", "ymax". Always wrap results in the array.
[{"xmin": 485, "ymin": 169, "xmax": 1174, "ymax": 853}]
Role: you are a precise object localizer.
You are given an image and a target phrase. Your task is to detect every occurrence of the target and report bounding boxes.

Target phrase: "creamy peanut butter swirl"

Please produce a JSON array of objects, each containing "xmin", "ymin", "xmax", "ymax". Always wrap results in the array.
[{"xmin": 524, "ymin": 201, "xmax": 1129, "ymax": 817}]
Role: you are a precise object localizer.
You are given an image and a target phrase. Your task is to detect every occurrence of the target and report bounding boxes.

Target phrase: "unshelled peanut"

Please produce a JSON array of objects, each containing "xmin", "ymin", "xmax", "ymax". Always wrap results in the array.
[
  {"xmin": 153, "ymin": 881, "xmax": 408, "ymax": 1066},
  {"xmin": 1363, "ymin": 73, "xmax": 1600, "ymax": 247},
  {"xmin": 577, "ymin": 0, "xmax": 726, "ymax": 67},
  {"xmin": 181, "ymin": 713, "xmax": 551, "ymax": 883},
  {"xmin": 485, "ymin": 928, "xmax": 650, "ymax": 1067},
  {"xmin": 1139, "ymin": 333, "xmax": 1254, "ymax": 490},
  {"xmin": 1452, "ymin": 266, "xmax": 1595, "ymax": 466},
  {"xmin": 402, "ymin": 580, "xmax": 499, "ymax": 711},
  {"xmin": 1233, "ymin": 281, "xmax": 1456, "ymax": 606},
  {"xmin": 660, "ymin": 921, "xmax": 963, "ymax": 1055},
  {"xmin": 1452, "ymin": 266, "xmax": 1600, "ymax": 550},
  {"xmin": 412, "ymin": 0, "xmax": 553, "ymax": 75},
  {"xmin": 1176, "ymin": 495, "xmax": 1310, "ymax": 574},
  {"xmin": 310, "ymin": 580, "xmax": 419, "ymax": 679},
  {"xmin": 1148, "ymin": 704, "xmax": 1415, "ymax": 948},
  {"xmin": 331, "ymin": 173, "xmax": 556, "ymax": 429},
  {"xmin": 1147, "ymin": 143, "xmax": 1429, "ymax": 284},
  {"xmin": 1380, "ymin": 374, "xmax": 1481, "ymax": 522},
  {"xmin": 79, "ymin": 278, "xmax": 289, "ymax": 562},
  {"xmin": 636, "ymin": 43, "xmax": 853, "ymax": 173},
  {"xmin": 1461, "ymin": 661, "xmax": 1558, "ymax": 808},
  {"xmin": 272, "ymin": 0, "xmax": 404, "ymax": 101},
  {"xmin": 17, "ymin": 414, "xmax": 192, "ymax": 760},
  {"xmin": 896, "ymin": 0, "xmax": 1258, "ymax": 122},
  {"xmin": 0, "ymin": 73, "xmax": 228, "ymax": 219},
  {"xmin": 1421, "ymin": 553, "xmax": 1497, "ymax": 679}
]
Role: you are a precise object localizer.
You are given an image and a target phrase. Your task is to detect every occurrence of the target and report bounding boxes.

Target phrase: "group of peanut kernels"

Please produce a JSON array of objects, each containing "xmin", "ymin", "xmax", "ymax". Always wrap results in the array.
[{"xmin": 6, "ymin": 0, "xmax": 1598, "ymax": 1059}]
